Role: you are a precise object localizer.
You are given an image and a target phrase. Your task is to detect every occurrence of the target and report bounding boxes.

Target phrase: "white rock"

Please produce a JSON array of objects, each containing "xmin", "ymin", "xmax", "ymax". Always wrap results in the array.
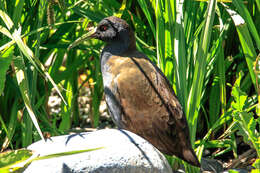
[{"xmin": 24, "ymin": 129, "xmax": 172, "ymax": 173}]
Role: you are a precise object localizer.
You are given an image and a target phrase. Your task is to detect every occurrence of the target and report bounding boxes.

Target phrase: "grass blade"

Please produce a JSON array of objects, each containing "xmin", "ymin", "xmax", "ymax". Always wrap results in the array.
[
  {"xmin": 187, "ymin": 0, "xmax": 217, "ymax": 143},
  {"xmin": 232, "ymin": 0, "xmax": 260, "ymax": 50},
  {"xmin": 13, "ymin": 56, "xmax": 44, "ymax": 141},
  {"xmin": 0, "ymin": 46, "xmax": 13, "ymax": 95},
  {"xmin": 173, "ymin": 0, "xmax": 188, "ymax": 110},
  {"xmin": 136, "ymin": 0, "xmax": 156, "ymax": 39},
  {"xmin": 0, "ymin": 9, "xmax": 67, "ymax": 105},
  {"xmin": 224, "ymin": 4, "xmax": 257, "ymax": 89}
]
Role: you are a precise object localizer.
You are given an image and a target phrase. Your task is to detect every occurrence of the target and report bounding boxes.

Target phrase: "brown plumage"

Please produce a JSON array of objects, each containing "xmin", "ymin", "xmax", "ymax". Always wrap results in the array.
[{"xmin": 70, "ymin": 16, "xmax": 200, "ymax": 167}]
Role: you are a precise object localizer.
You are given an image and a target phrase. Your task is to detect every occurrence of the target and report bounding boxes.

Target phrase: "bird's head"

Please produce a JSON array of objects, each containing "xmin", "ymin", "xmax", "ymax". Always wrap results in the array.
[
  {"xmin": 68, "ymin": 16, "xmax": 135, "ymax": 50},
  {"xmin": 93, "ymin": 16, "xmax": 130, "ymax": 42}
]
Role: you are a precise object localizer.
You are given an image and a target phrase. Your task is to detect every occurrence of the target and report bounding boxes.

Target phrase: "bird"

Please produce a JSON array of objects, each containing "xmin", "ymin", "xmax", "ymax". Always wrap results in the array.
[{"xmin": 69, "ymin": 16, "xmax": 200, "ymax": 167}]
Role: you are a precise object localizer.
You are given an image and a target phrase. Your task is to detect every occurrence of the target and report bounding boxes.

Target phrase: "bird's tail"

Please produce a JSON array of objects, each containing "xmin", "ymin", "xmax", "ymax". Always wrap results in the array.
[{"xmin": 181, "ymin": 148, "xmax": 201, "ymax": 167}]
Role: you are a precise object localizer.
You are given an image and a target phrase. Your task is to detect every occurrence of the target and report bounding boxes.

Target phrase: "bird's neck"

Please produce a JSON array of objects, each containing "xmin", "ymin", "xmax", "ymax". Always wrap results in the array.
[
  {"xmin": 100, "ymin": 39, "xmax": 136, "ymax": 69},
  {"xmin": 100, "ymin": 29, "xmax": 136, "ymax": 68}
]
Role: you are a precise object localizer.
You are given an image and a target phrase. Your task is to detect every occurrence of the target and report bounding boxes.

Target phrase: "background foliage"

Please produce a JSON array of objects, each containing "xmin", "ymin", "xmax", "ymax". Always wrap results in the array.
[{"xmin": 0, "ymin": 0, "xmax": 259, "ymax": 171}]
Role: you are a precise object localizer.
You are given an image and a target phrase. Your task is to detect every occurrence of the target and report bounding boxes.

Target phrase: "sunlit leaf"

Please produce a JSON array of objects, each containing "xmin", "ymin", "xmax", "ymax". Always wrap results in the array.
[
  {"xmin": 0, "ymin": 149, "xmax": 32, "ymax": 172},
  {"xmin": 0, "ymin": 46, "xmax": 13, "ymax": 95},
  {"xmin": 231, "ymin": 72, "xmax": 247, "ymax": 111},
  {"xmin": 13, "ymin": 56, "xmax": 44, "ymax": 140}
]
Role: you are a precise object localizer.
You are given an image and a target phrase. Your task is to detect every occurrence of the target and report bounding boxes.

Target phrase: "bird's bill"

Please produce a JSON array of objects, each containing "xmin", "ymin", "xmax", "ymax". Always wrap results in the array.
[{"xmin": 67, "ymin": 27, "xmax": 97, "ymax": 50}]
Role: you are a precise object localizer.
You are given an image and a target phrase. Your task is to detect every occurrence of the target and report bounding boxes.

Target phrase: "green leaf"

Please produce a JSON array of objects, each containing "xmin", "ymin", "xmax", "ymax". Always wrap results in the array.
[
  {"xmin": 228, "ymin": 169, "xmax": 240, "ymax": 173},
  {"xmin": 252, "ymin": 158, "xmax": 260, "ymax": 170},
  {"xmin": 0, "ymin": 9, "xmax": 14, "ymax": 30},
  {"xmin": 224, "ymin": 3, "xmax": 257, "ymax": 89},
  {"xmin": 0, "ymin": 46, "xmax": 13, "ymax": 95},
  {"xmin": 173, "ymin": 0, "xmax": 188, "ymax": 110},
  {"xmin": 231, "ymin": 72, "xmax": 259, "ymax": 156},
  {"xmin": 235, "ymin": 112, "xmax": 258, "ymax": 144},
  {"xmin": 13, "ymin": 56, "xmax": 44, "ymax": 141},
  {"xmin": 231, "ymin": 72, "xmax": 247, "ymax": 111},
  {"xmin": 136, "ymin": 0, "xmax": 156, "ymax": 39},
  {"xmin": 209, "ymin": 77, "xmax": 221, "ymax": 127},
  {"xmin": 0, "ymin": 25, "xmax": 12, "ymax": 39},
  {"xmin": 12, "ymin": 0, "xmax": 25, "ymax": 27},
  {"xmin": 232, "ymin": 0, "xmax": 260, "ymax": 50},
  {"xmin": 0, "ymin": 9, "xmax": 67, "ymax": 105},
  {"xmin": 187, "ymin": 0, "xmax": 217, "ymax": 143},
  {"xmin": 201, "ymin": 139, "xmax": 233, "ymax": 148},
  {"xmin": 0, "ymin": 147, "xmax": 103, "ymax": 173},
  {"xmin": 0, "ymin": 149, "xmax": 32, "ymax": 172}
]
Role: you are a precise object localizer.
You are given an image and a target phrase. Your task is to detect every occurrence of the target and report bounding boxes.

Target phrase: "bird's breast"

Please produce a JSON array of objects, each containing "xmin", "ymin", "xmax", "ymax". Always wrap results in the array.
[
  {"xmin": 102, "ymin": 56, "xmax": 163, "ymax": 113},
  {"xmin": 103, "ymin": 56, "xmax": 146, "ymax": 91}
]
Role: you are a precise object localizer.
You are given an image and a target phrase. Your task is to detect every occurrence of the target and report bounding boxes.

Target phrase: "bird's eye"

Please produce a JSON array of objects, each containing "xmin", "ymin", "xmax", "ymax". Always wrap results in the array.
[{"xmin": 100, "ymin": 25, "xmax": 108, "ymax": 31}]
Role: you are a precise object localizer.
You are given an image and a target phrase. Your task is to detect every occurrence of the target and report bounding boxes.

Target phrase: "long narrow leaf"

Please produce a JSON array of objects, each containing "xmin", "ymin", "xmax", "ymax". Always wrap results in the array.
[
  {"xmin": 0, "ymin": 9, "xmax": 66, "ymax": 105},
  {"xmin": 155, "ymin": 0, "xmax": 165, "ymax": 69},
  {"xmin": 136, "ymin": 0, "xmax": 156, "ymax": 39},
  {"xmin": 187, "ymin": 0, "xmax": 217, "ymax": 143},
  {"xmin": 173, "ymin": 0, "xmax": 188, "ymax": 110},
  {"xmin": 224, "ymin": 4, "xmax": 257, "ymax": 89},
  {"xmin": 13, "ymin": 56, "xmax": 44, "ymax": 141},
  {"xmin": 232, "ymin": 0, "xmax": 260, "ymax": 50},
  {"xmin": 0, "ymin": 46, "xmax": 13, "ymax": 95}
]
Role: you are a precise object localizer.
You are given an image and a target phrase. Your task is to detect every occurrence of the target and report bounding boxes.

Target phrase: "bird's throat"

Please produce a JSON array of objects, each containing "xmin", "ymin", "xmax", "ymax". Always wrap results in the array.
[{"xmin": 100, "ymin": 41, "xmax": 134, "ymax": 70}]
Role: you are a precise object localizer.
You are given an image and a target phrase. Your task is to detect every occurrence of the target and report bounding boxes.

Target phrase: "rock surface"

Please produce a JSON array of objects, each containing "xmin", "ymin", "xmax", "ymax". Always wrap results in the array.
[
  {"xmin": 201, "ymin": 158, "xmax": 224, "ymax": 172},
  {"xmin": 23, "ymin": 129, "xmax": 172, "ymax": 173}
]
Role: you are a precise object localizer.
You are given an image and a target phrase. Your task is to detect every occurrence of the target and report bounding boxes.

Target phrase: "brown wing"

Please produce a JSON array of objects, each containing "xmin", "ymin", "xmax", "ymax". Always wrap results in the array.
[{"xmin": 106, "ymin": 53, "xmax": 200, "ymax": 166}]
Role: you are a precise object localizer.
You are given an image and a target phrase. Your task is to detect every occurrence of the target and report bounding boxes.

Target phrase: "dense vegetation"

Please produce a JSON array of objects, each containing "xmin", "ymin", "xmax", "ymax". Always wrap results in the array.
[{"xmin": 0, "ymin": 0, "xmax": 259, "ymax": 171}]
